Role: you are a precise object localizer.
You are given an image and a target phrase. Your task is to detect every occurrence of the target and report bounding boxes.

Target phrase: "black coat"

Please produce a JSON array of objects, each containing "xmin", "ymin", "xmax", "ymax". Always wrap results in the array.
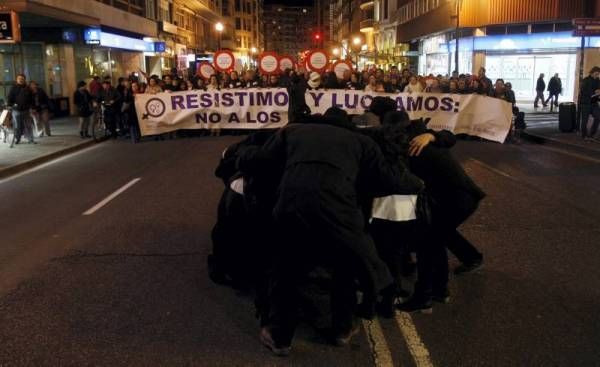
[
  {"xmin": 580, "ymin": 75, "xmax": 599, "ymax": 105},
  {"xmin": 239, "ymin": 120, "xmax": 424, "ymax": 300},
  {"xmin": 73, "ymin": 89, "xmax": 93, "ymax": 117},
  {"xmin": 7, "ymin": 84, "xmax": 33, "ymax": 111},
  {"xmin": 547, "ymin": 77, "xmax": 562, "ymax": 95},
  {"xmin": 536, "ymin": 77, "xmax": 546, "ymax": 92},
  {"xmin": 32, "ymin": 88, "xmax": 50, "ymax": 111}
]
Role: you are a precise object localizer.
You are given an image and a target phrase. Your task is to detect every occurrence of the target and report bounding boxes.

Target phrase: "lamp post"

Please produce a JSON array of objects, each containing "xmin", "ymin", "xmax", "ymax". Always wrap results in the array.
[
  {"xmin": 215, "ymin": 22, "xmax": 224, "ymax": 50},
  {"xmin": 251, "ymin": 47, "xmax": 257, "ymax": 67},
  {"xmin": 352, "ymin": 36, "xmax": 363, "ymax": 69}
]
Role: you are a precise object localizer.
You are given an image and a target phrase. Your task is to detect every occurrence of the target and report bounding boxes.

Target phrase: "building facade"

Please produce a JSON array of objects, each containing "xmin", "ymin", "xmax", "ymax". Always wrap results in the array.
[
  {"xmin": 1, "ymin": 0, "xmax": 221, "ymax": 112},
  {"xmin": 263, "ymin": 4, "xmax": 315, "ymax": 58},
  {"xmin": 227, "ymin": 0, "xmax": 263, "ymax": 68},
  {"xmin": 383, "ymin": 0, "xmax": 600, "ymax": 101}
]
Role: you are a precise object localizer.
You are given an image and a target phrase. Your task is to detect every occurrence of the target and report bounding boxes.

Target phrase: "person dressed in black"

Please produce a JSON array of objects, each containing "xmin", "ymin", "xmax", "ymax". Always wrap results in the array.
[
  {"xmin": 74, "ymin": 81, "xmax": 94, "ymax": 138},
  {"xmin": 239, "ymin": 115, "xmax": 424, "ymax": 356},
  {"xmin": 534, "ymin": 73, "xmax": 547, "ymax": 108},
  {"xmin": 580, "ymin": 66, "xmax": 600, "ymax": 140},
  {"xmin": 7, "ymin": 73, "xmax": 35, "ymax": 145},
  {"xmin": 377, "ymin": 113, "xmax": 485, "ymax": 313},
  {"xmin": 96, "ymin": 79, "xmax": 122, "ymax": 138},
  {"xmin": 287, "ymin": 73, "xmax": 310, "ymax": 123},
  {"xmin": 29, "ymin": 81, "xmax": 51, "ymax": 137},
  {"xmin": 545, "ymin": 73, "xmax": 562, "ymax": 111}
]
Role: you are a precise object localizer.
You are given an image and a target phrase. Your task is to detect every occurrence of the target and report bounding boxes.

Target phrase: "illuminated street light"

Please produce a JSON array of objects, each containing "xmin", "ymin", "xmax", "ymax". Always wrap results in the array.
[
  {"xmin": 251, "ymin": 47, "xmax": 257, "ymax": 54},
  {"xmin": 352, "ymin": 36, "xmax": 362, "ymax": 46},
  {"xmin": 331, "ymin": 47, "xmax": 340, "ymax": 56},
  {"xmin": 215, "ymin": 22, "xmax": 224, "ymax": 32}
]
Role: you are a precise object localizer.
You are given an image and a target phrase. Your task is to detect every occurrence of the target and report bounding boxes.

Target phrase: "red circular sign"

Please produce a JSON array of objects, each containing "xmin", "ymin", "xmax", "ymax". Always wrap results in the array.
[
  {"xmin": 197, "ymin": 62, "xmax": 216, "ymax": 80},
  {"xmin": 258, "ymin": 52, "xmax": 280, "ymax": 74},
  {"xmin": 306, "ymin": 49, "xmax": 329, "ymax": 72},
  {"xmin": 279, "ymin": 55, "xmax": 295, "ymax": 72},
  {"xmin": 214, "ymin": 50, "xmax": 235, "ymax": 71},
  {"xmin": 332, "ymin": 60, "xmax": 353, "ymax": 79}
]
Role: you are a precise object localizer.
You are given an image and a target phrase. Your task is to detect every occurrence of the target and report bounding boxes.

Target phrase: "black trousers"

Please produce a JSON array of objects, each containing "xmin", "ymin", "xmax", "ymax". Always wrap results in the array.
[{"xmin": 436, "ymin": 191, "xmax": 483, "ymax": 266}]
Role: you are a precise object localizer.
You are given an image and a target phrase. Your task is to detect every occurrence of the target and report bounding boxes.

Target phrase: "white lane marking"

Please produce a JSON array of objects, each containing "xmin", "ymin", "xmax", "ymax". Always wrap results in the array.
[
  {"xmin": 395, "ymin": 312, "xmax": 434, "ymax": 367},
  {"xmin": 362, "ymin": 319, "xmax": 394, "ymax": 367},
  {"xmin": 534, "ymin": 144, "xmax": 600, "ymax": 164},
  {"xmin": 468, "ymin": 158, "xmax": 513, "ymax": 179},
  {"xmin": 0, "ymin": 144, "xmax": 102, "ymax": 185},
  {"xmin": 82, "ymin": 178, "xmax": 141, "ymax": 215}
]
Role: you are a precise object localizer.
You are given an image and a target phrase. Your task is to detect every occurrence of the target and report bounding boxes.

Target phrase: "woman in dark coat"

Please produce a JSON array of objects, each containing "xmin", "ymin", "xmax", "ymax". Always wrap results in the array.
[{"xmin": 73, "ymin": 81, "xmax": 94, "ymax": 138}]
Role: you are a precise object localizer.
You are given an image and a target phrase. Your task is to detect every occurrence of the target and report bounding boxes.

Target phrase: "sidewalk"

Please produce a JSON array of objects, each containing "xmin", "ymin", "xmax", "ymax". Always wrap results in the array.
[
  {"xmin": 517, "ymin": 104, "xmax": 600, "ymax": 155},
  {"xmin": 0, "ymin": 116, "xmax": 97, "ymax": 179}
]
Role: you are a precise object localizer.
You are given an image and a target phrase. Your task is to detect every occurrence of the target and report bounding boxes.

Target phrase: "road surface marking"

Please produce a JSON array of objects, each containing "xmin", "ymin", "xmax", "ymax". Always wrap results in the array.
[
  {"xmin": 534, "ymin": 145, "xmax": 600, "ymax": 164},
  {"xmin": 362, "ymin": 319, "xmax": 394, "ymax": 367},
  {"xmin": 468, "ymin": 158, "xmax": 513, "ymax": 179},
  {"xmin": 395, "ymin": 312, "xmax": 434, "ymax": 367},
  {"xmin": 83, "ymin": 178, "xmax": 141, "ymax": 215}
]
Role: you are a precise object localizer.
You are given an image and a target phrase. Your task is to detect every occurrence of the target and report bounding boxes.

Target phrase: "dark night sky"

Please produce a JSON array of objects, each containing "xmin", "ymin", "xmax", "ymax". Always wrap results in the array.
[{"xmin": 264, "ymin": 0, "xmax": 314, "ymax": 5}]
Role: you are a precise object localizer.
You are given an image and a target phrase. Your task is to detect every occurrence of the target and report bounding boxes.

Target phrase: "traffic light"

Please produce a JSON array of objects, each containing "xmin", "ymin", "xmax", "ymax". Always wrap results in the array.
[{"xmin": 314, "ymin": 32, "xmax": 322, "ymax": 41}]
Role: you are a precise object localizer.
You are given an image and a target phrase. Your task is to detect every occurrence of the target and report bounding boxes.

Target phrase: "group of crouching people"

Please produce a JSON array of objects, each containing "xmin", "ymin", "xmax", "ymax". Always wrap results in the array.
[{"xmin": 208, "ymin": 97, "xmax": 486, "ymax": 356}]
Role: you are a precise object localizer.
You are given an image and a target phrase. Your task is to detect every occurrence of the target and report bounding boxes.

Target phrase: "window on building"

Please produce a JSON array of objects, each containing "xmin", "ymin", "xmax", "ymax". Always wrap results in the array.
[
  {"xmin": 383, "ymin": 0, "xmax": 388, "ymax": 19},
  {"xmin": 235, "ymin": 0, "xmax": 241, "ymax": 11},
  {"xmin": 158, "ymin": 0, "xmax": 171, "ymax": 22},
  {"xmin": 236, "ymin": 18, "xmax": 241, "ymax": 30}
]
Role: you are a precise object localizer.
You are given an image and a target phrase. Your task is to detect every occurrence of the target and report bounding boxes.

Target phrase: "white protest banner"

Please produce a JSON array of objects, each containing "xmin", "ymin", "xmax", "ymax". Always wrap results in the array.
[
  {"xmin": 135, "ymin": 89, "xmax": 289, "ymax": 136},
  {"xmin": 259, "ymin": 52, "xmax": 279, "ymax": 74},
  {"xmin": 305, "ymin": 90, "xmax": 512, "ymax": 143}
]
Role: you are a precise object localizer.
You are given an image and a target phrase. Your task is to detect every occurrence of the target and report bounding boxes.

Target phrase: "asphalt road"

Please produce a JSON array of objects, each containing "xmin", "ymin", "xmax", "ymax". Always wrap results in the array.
[{"xmin": 0, "ymin": 134, "xmax": 599, "ymax": 366}]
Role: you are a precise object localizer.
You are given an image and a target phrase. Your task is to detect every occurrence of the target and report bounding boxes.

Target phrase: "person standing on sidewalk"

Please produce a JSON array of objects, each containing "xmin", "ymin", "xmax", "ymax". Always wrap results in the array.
[
  {"xmin": 30, "ymin": 81, "xmax": 51, "ymax": 137},
  {"xmin": 534, "ymin": 73, "xmax": 547, "ymax": 108},
  {"xmin": 7, "ymin": 74, "xmax": 36, "ymax": 145},
  {"xmin": 545, "ymin": 73, "xmax": 562, "ymax": 111},
  {"xmin": 74, "ymin": 81, "xmax": 93, "ymax": 138},
  {"xmin": 580, "ymin": 67, "xmax": 600, "ymax": 140}
]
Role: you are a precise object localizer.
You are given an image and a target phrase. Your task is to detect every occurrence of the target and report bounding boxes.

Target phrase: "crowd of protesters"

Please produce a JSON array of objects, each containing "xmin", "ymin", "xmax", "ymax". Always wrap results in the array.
[{"xmin": 208, "ymin": 93, "xmax": 486, "ymax": 355}]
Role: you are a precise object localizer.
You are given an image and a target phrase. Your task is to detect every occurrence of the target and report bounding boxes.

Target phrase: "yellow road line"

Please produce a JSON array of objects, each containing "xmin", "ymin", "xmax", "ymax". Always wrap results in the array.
[
  {"xmin": 395, "ymin": 312, "xmax": 434, "ymax": 367},
  {"xmin": 362, "ymin": 319, "xmax": 395, "ymax": 367}
]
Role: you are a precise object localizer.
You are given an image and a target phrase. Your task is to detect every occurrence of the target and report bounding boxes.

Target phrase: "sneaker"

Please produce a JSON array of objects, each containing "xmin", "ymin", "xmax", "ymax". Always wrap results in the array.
[
  {"xmin": 396, "ymin": 296, "xmax": 433, "ymax": 314},
  {"xmin": 454, "ymin": 259, "xmax": 483, "ymax": 275},
  {"xmin": 259, "ymin": 327, "xmax": 291, "ymax": 357},
  {"xmin": 332, "ymin": 319, "xmax": 361, "ymax": 346}
]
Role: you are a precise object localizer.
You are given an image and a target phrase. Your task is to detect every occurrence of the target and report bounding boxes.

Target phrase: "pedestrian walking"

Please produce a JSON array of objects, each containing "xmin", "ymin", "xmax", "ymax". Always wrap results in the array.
[
  {"xmin": 534, "ymin": 73, "xmax": 547, "ymax": 108},
  {"xmin": 30, "ymin": 81, "xmax": 51, "ymax": 137},
  {"xmin": 545, "ymin": 73, "xmax": 562, "ymax": 111},
  {"xmin": 7, "ymin": 73, "xmax": 36, "ymax": 145},
  {"xmin": 74, "ymin": 81, "xmax": 93, "ymax": 138}
]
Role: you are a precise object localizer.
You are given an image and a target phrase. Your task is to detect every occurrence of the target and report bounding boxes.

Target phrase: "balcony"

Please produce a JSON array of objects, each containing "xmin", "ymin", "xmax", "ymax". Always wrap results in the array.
[
  {"xmin": 360, "ymin": 19, "xmax": 374, "ymax": 33},
  {"xmin": 360, "ymin": 0, "xmax": 375, "ymax": 10}
]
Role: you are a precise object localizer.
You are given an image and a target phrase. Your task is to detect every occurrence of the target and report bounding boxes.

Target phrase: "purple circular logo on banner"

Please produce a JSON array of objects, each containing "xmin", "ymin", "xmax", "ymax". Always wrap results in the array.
[{"xmin": 145, "ymin": 98, "xmax": 166, "ymax": 118}]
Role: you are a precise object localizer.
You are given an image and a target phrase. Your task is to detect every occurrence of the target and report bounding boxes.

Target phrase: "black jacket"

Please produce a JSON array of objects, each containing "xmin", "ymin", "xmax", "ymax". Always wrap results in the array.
[
  {"xmin": 7, "ymin": 84, "xmax": 33, "ymax": 111},
  {"xmin": 547, "ymin": 77, "xmax": 562, "ymax": 94},
  {"xmin": 32, "ymin": 88, "xmax": 50, "ymax": 111},
  {"xmin": 580, "ymin": 75, "xmax": 599, "ymax": 105},
  {"xmin": 536, "ymin": 77, "xmax": 546, "ymax": 92},
  {"xmin": 74, "ymin": 89, "xmax": 93, "ymax": 117},
  {"xmin": 239, "ymin": 120, "xmax": 424, "ymax": 299},
  {"xmin": 97, "ymin": 87, "xmax": 122, "ymax": 111}
]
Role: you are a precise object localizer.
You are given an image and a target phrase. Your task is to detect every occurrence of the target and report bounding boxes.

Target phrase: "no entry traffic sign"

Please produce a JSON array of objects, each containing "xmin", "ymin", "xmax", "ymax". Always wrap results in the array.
[
  {"xmin": 306, "ymin": 49, "xmax": 329, "ymax": 73},
  {"xmin": 332, "ymin": 60, "xmax": 353, "ymax": 80},
  {"xmin": 214, "ymin": 50, "xmax": 235, "ymax": 72},
  {"xmin": 197, "ymin": 61, "xmax": 216, "ymax": 79},
  {"xmin": 259, "ymin": 52, "xmax": 280, "ymax": 74},
  {"xmin": 279, "ymin": 55, "xmax": 295, "ymax": 72}
]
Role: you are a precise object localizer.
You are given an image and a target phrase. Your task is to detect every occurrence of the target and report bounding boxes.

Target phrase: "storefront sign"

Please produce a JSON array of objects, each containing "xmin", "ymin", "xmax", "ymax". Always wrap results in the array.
[
  {"xmin": 0, "ymin": 12, "xmax": 20, "ymax": 43},
  {"xmin": 134, "ymin": 90, "xmax": 512, "ymax": 143},
  {"xmin": 154, "ymin": 42, "xmax": 166, "ymax": 52},
  {"xmin": 473, "ymin": 32, "xmax": 585, "ymax": 51},
  {"xmin": 306, "ymin": 50, "xmax": 328, "ymax": 72},
  {"xmin": 214, "ymin": 50, "xmax": 235, "ymax": 71},
  {"xmin": 197, "ymin": 61, "xmax": 216, "ymax": 79},
  {"xmin": 332, "ymin": 60, "xmax": 353, "ymax": 79},
  {"xmin": 279, "ymin": 55, "xmax": 295, "ymax": 72},
  {"xmin": 259, "ymin": 52, "xmax": 280, "ymax": 74},
  {"xmin": 84, "ymin": 27, "xmax": 101, "ymax": 45},
  {"xmin": 99, "ymin": 31, "xmax": 154, "ymax": 51}
]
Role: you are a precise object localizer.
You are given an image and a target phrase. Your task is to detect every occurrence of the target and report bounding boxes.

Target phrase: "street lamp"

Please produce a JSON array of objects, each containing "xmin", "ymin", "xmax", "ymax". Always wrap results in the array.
[
  {"xmin": 215, "ymin": 22, "xmax": 224, "ymax": 50},
  {"xmin": 331, "ymin": 47, "xmax": 340, "ymax": 57},
  {"xmin": 352, "ymin": 36, "xmax": 363, "ymax": 68},
  {"xmin": 250, "ymin": 47, "xmax": 258, "ymax": 67}
]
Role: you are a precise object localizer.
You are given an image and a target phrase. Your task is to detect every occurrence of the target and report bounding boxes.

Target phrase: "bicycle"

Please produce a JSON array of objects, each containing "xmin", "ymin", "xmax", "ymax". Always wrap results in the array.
[
  {"xmin": 0, "ymin": 104, "xmax": 17, "ymax": 148},
  {"xmin": 92, "ymin": 102, "xmax": 109, "ymax": 142}
]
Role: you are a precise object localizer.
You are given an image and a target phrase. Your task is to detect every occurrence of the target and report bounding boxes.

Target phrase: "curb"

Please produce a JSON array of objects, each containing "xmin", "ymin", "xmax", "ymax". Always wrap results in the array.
[
  {"xmin": 521, "ymin": 130, "xmax": 600, "ymax": 157},
  {"xmin": 0, "ymin": 138, "xmax": 102, "ymax": 180}
]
